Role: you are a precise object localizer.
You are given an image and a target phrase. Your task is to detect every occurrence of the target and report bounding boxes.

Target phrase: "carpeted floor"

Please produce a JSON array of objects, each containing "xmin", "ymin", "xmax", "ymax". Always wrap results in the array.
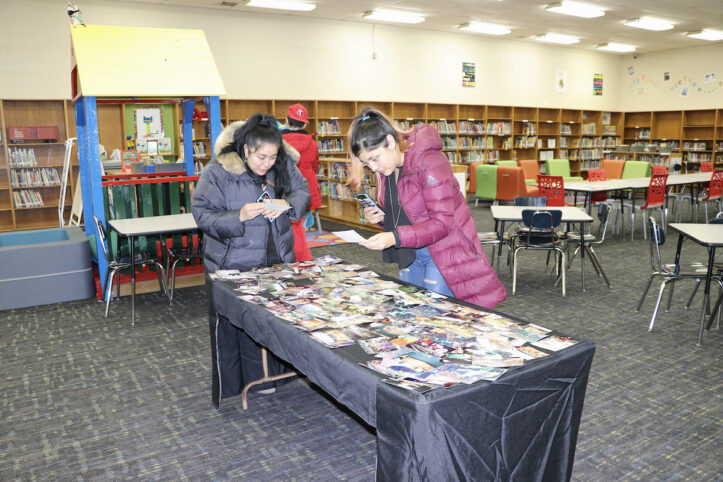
[{"xmin": 1, "ymin": 202, "xmax": 721, "ymax": 480}]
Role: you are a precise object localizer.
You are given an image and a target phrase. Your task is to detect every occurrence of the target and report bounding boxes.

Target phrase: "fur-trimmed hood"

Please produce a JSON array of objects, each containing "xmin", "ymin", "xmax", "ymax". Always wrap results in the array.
[{"xmin": 214, "ymin": 120, "xmax": 300, "ymax": 175}]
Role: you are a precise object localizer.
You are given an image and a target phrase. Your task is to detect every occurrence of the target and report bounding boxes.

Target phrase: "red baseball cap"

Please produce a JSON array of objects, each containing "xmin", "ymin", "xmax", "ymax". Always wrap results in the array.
[{"xmin": 287, "ymin": 103, "xmax": 308, "ymax": 123}]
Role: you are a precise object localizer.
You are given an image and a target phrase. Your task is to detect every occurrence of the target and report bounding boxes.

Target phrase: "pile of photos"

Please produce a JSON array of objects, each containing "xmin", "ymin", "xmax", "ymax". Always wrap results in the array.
[{"xmin": 211, "ymin": 255, "xmax": 577, "ymax": 393}]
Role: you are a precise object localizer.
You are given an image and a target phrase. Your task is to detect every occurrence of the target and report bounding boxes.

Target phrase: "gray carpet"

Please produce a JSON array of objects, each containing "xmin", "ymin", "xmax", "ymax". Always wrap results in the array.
[{"xmin": 1, "ymin": 202, "xmax": 721, "ymax": 481}]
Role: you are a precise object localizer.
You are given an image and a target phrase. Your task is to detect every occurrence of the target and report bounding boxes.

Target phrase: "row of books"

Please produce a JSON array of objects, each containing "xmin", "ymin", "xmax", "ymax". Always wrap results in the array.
[
  {"xmin": 429, "ymin": 120, "xmax": 457, "ymax": 134},
  {"xmin": 8, "ymin": 147, "xmax": 39, "ymax": 167},
  {"xmin": 579, "ymin": 160, "xmax": 602, "ymax": 171},
  {"xmin": 581, "ymin": 122, "xmax": 597, "ymax": 135},
  {"xmin": 684, "ymin": 152, "xmax": 712, "ymax": 162},
  {"xmin": 601, "ymin": 137, "xmax": 621, "ymax": 148},
  {"xmin": 395, "ymin": 120, "xmax": 425, "ymax": 130},
  {"xmin": 319, "ymin": 139, "xmax": 345, "ymax": 154},
  {"xmin": 192, "ymin": 141, "xmax": 207, "ymax": 158},
  {"xmin": 519, "ymin": 123, "xmax": 536, "ymax": 136},
  {"xmin": 602, "ymin": 125, "xmax": 617, "ymax": 135},
  {"xmin": 682, "ymin": 141, "xmax": 709, "ymax": 151},
  {"xmin": 459, "ymin": 137, "xmax": 492, "ymax": 149},
  {"xmin": 13, "ymin": 189, "xmax": 44, "ymax": 208},
  {"xmin": 633, "ymin": 129, "xmax": 651, "ymax": 139},
  {"xmin": 442, "ymin": 138, "xmax": 458, "ymax": 149},
  {"xmin": 319, "ymin": 181, "xmax": 355, "ymax": 201},
  {"xmin": 579, "ymin": 137, "xmax": 602, "ymax": 148},
  {"xmin": 317, "ymin": 120, "xmax": 341, "ymax": 136},
  {"xmin": 579, "ymin": 149, "xmax": 602, "ymax": 160},
  {"xmin": 10, "ymin": 168, "xmax": 60, "ymax": 188},
  {"xmin": 458, "ymin": 121, "xmax": 486, "ymax": 134},
  {"xmin": 514, "ymin": 136, "xmax": 537, "ymax": 148},
  {"xmin": 327, "ymin": 162, "xmax": 348, "ymax": 182}
]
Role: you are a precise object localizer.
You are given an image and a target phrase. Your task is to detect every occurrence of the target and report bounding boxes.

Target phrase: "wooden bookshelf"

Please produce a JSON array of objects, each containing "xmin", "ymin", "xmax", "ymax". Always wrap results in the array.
[{"xmin": 3, "ymin": 99, "xmax": 723, "ymax": 232}]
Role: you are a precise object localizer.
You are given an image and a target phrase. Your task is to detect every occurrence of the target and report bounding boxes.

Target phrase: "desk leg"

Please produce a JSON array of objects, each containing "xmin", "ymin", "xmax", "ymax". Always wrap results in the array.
[
  {"xmin": 579, "ymin": 221, "xmax": 585, "ymax": 291},
  {"xmin": 496, "ymin": 220, "xmax": 505, "ymax": 274},
  {"xmin": 698, "ymin": 247, "xmax": 716, "ymax": 346},
  {"xmin": 130, "ymin": 235, "xmax": 136, "ymax": 326},
  {"xmin": 240, "ymin": 348, "xmax": 297, "ymax": 410}
]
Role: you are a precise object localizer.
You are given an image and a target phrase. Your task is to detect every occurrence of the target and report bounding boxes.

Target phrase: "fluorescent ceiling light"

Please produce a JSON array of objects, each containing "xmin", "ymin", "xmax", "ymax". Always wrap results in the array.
[
  {"xmin": 535, "ymin": 33, "xmax": 579, "ymax": 44},
  {"xmin": 686, "ymin": 29, "xmax": 723, "ymax": 41},
  {"xmin": 624, "ymin": 17, "xmax": 673, "ymax": 31},
  {"xmin": 245, "ymin": 0, "xmax": 316, "ymax": 11},
  {"xmin": 362, "ymin": 9, "xmax": 425, "ymax": 24},
  {"xmin": 596, "ymin": 42, "xmax": 636, "ymax": 53},
  {"xmin": 458, "ymin": 22, "xmax": 511, "ymax": 35},
  {"xmin": 545, "ymin": 1, "xmax": 604, "ymax": 19}
]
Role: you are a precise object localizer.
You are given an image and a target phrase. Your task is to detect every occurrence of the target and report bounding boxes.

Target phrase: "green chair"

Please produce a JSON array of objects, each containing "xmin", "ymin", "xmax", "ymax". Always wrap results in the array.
[
  {"xmin": 475, "ymin": 164, "xmax": 498, "ymax": 206},
  {"xmin": 497, "ymin": 160, "xmax": 518, "ymax": 167},
  {"xmin": 621, "ymin": 160, "xmax": 651, "ymax": 179},
  {"xmin": 544, "ymin": 159, "xmax": 583, "ymax": 182}
]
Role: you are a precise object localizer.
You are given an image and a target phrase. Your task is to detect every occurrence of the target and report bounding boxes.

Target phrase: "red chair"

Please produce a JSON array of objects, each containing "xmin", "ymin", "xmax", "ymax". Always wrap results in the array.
[
  {"xmin": 651, "ymin": 165, "xmax": 668, "ymax": 175},
  {"xmin": 699, "ymin": 169, "xmax": 723, "ymax": 222},
  {"xmin": 537, "ymin": 175, "xmax": 565, "ymax": 207},
  {"xmin": 496, "ymin": 166, "xmax": 539, "ymax": 203},
  {"xmin": 623, "ymin": 173, "xmax": 668, "ymax": 240},
  {"xmin": 587, "ymin": 168, "xmax": 608, "ymax": 203},
  {"xmin": 701, "ymin": 162, "xmax": 714, "ymax": 173}
]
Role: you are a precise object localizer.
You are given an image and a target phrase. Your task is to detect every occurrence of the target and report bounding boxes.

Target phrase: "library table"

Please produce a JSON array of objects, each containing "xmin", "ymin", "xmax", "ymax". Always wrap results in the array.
[
  {"xmin": 211, "ymin": 278, "xmax": 595, "ymax": 481},
  {"xmin": 490, "ymin": 205, "xmax": 594, "ymax": 290},
  {"xmin": 108, "ymin": 213, "xmax": 198, "ymax": 324},
  {"xmin": 668, "ymin": 223, "xmax": 723, "ymax": 345},
  {"xmin": 565, "ymin": 172, "xmax": 713, "ymax": 215}
]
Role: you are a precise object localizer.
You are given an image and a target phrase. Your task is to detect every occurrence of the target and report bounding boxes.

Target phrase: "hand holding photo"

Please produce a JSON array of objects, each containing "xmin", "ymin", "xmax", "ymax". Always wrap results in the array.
[
  {"xmin": 354, "ymin": 192, "xmax": 383, "ymax": 213},
  {"xmin": 331, "ymin": 230, "xmax": 367, "ymax": 243},
  {"xmin": 262, "ymin": 199, "xmax": 292, "ymax": 213}
]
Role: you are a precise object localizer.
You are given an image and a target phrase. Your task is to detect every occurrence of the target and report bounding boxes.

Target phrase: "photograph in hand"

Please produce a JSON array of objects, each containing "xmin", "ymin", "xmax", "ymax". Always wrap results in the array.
[{"xmin": 354, "ymin": 192, "xmax": 383, "ymax": 213}]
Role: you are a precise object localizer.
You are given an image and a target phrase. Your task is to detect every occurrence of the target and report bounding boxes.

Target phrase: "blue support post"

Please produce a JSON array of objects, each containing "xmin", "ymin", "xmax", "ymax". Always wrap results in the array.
[
  {"xmin": 182, "ymin": 99, "xmax": 195, "ymax": 176},
  {"xmin": 204, "ymin": 96, "xmax": 222, "ymax": 159},
  {"xmin": 76, "ymin": 96, "xmax": 107, "ymax": 295}
]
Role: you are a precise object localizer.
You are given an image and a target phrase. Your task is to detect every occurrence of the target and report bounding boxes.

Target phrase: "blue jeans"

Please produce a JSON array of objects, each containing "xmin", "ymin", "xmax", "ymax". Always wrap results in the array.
[{"xmin": 399, "ymin": 247, "xmax": 454, "ymax": 297}]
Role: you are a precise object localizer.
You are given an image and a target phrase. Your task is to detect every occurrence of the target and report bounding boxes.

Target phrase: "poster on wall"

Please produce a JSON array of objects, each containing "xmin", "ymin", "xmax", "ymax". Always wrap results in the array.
[
  {"xmin": 134, "ymin": 106, "xmax": 164, "ymax": 141},
  {"xmin": 462, "ymin": 62, "xmax": 475, "ymax": 87},
  {"xmin": 593, "ymin": 74, "xmax": 603, "ymax": 96},
  {"xmin": 555, "ymin": 70, "xmax": 567, "ymax": 93}
]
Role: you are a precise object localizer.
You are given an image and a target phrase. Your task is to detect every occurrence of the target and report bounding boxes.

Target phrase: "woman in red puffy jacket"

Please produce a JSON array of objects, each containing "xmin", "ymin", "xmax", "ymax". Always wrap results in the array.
[{"xmin": 348, "ymin": 108, "xmax": 506, "ymax": 309}]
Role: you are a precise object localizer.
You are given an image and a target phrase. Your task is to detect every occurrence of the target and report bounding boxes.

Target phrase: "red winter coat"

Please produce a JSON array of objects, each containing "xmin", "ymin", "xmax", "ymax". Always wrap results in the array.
[
  {"xmin": 282, "ymin": 130, "xmax": 322, "ymax": 210},
  {"xmin": 376, "ymin": 124, "xmax": 507, "ymax": 309}
]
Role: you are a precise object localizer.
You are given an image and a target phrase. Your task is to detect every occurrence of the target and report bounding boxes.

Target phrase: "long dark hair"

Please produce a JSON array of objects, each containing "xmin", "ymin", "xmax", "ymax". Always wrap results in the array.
[{"xmin": 219, "ymin": 113, "xmax": 292, "ymax": 196}]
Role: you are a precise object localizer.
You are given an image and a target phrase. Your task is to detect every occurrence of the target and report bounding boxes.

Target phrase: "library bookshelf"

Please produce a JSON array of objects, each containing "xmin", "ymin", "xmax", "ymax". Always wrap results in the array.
[{"xmin": 2, "ymin": 99, "xmax": 722, "ymax": 232}]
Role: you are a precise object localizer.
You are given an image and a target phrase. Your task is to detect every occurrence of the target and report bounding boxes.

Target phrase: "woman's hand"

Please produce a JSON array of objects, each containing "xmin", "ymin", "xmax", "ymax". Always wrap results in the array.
[
  {"xmin": 359, "ymin": 232, "xmax": 396, "ymax": 250},
  {"xmin": 262, "ymin": 199, "xmax": 288, "ymax": 220},
  {"xmin": 239, "ymin": 202, "xmax": 266, "ymax": 222},
  {"xmin": 363, "ymin": 206, "xmax": 385, "ymax": 225}
]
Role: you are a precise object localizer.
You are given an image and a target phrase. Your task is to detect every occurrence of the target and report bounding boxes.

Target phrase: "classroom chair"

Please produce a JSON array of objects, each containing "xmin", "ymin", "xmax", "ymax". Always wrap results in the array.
[
  {"xmin": 620, "ymin": 172, "xmax": 668, "ymax": 240},
  {"xmin": 564, "ymin": 202, "xmax": 612, "ymax": 288},
  {"xmin": 601, "ymin": 159, "xmax": 625, "ymax": 179},
  {"xmin": 165, "ymin": 234, "xmax": 203, "ymax": 304},
  {"xmin": 544, "ymin": 159, "xmax": 583, "ymax": 182},
  {"xmin": 518, "ymin": 160, "xmax": 540, "ymax": 186},
  {"xmin": 586, "ymin": 168, "xmax": 608, "ymax": 203},
  {"xmin": 537, "ymin": 175, "xmax": 566, "ymax": 207},
  {"xmin": 636, "ymin": 217, "xmax": 708, "ymax": 332},
  {"xmin": 621, "ymin": 160, "xmax": 651, "ymax": 179},
  {"xmin": 675, "ymin": 169, "xmax": 723, "ymax": 223},
  {"xmin": 475, "ymin": 164, "xmax": 498, "ymax": 206},
  {"xmin": 512, "ymin": 209, "xmax": 566, "ymax": 296},
  {"xmin": 496, "ymin": 166, "xmax": 539, "ymax": 203}
]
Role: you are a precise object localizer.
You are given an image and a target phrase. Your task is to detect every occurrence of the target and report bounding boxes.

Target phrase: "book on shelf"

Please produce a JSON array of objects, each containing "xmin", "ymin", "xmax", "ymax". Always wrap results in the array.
[
  {"xmin": 539, "ymin": 150, "xmax": 554, "ymax": 161},
  {"xmin": 317, "ymin": 120, "xmax": 341, "ymax": 136},
  {"xmin": 547, "ymin": 138, "xmax": 556, "ymax": 148},
  {"xmin": 430, "ymin": 119, "xmax": 457, "ymax": 135},
  {"xmin": 318, "ymin": 138, "xmax": 345, "ymax": 154}
]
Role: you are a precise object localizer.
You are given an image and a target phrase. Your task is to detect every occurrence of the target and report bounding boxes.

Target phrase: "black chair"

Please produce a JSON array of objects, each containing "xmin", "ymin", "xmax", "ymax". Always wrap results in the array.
[
  {"xmin": 636, "ymin": 217, "xmax": 710, "ymax": 331},
  {"xmin": 512, "ymin": 209, "xmax": 565, "ymax": 296},
  {"xmin": 93, "ymin": 216, "xmax": 168, "ymax": 319},
  {"xmin": 165, "ymin": 233, "xmax": 203, "ymax": 303},
  {"xmin": 564, "ymin": 202, "xmax": 612, "ymax": 288}
]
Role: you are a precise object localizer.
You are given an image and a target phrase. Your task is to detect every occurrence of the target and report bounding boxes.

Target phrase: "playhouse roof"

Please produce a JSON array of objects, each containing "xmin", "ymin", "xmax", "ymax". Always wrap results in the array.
[{"xmin": 70, "ymin": 24, "xmax": 226, "ymax": 98}]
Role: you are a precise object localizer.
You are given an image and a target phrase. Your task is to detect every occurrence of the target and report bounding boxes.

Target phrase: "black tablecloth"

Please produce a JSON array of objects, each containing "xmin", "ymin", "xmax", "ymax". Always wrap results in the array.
[{"xmin": 211, "ymin": 280, "xmax": 595, "ymax": 481}]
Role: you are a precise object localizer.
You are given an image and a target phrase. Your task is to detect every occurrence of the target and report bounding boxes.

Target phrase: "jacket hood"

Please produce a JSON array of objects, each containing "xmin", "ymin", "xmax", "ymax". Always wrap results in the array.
[
  {"xmin": 401, "ymin": 124, "xmax": 443, "ymax": 175},
  {"xmin": 282, "ymin": 130, "xmax": 315, "ymax": 151},
  {"xmin": 215, "ymin": 120, "xmax": 300, "ymax": 175}
]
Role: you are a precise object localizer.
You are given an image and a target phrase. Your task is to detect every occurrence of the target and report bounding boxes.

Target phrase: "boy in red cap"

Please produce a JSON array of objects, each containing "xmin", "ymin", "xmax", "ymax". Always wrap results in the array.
[{"xmin": 281, "ymin": 103, "xmax": 321, "ymax": 261}]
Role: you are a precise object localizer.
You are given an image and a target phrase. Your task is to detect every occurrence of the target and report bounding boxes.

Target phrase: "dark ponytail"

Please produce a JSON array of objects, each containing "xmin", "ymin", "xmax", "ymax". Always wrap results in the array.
[{"xmin": 220, "ymin": 113, "xmax": 292, "ymax": 196}]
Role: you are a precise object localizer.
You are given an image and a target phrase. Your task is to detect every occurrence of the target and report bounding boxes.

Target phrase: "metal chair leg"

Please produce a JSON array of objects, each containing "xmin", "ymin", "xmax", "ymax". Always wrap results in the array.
[
  {"xmin": 649, "ymin": 279, "xmax": 669, "ymax": 331},
  {"xmin": 105, "ymin": 269, "xmax": 117, "ymax": 317},
  {"xmin": 666, "ymin": 281, "xmax": 675, "ymax": 312},
  {"xmin": 637, "ymin": 275, "xmax": 656, "ymax": 311},
  {"xmin": 512, "ymin": 248, "xmax": 520, "ymax": 294},
  {"xmin": 685, "ymin": 280, "xmax": 702, "ymax": 309}
]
